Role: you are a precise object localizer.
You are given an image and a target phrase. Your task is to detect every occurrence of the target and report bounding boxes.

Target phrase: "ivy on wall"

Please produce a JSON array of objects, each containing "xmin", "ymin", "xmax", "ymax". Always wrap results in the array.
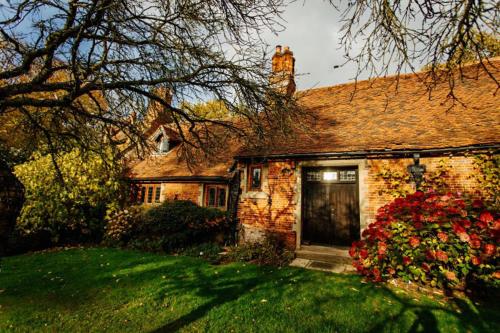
[
  {"xmin": 420, "ymin": 159, "xmax": 452, "ymax": 193},
  {"xmin": 375, "ymin": 159, "xmax": 451, "ymax": 198},
  {"xmin": 375, "ymin": 168, "xmax": 411, "ymax": 198},
  {"xmin": 472, "ymin": 154, "xmax": 500, "ymax": 210}
]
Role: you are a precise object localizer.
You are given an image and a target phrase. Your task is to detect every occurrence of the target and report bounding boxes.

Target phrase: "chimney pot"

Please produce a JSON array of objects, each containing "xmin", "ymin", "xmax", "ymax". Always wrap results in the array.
[{"xmin": 270, "ymin": 44, "xmax": 296, "ymax": 96}]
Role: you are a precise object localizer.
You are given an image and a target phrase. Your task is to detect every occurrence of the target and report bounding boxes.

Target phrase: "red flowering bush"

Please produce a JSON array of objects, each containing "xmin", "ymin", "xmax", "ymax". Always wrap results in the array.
[{"xmin": 350, "ymin": 191, "xmax": 499, "ymax": 289}]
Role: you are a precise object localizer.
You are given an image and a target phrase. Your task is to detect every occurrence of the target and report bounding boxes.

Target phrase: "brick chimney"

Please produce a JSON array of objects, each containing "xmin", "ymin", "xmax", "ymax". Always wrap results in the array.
[
  {"xmin": 145, "ymin": 86, "xmax": 173, "ymax": 126},
  {"xmin": 271, "ymin": 45, "xmax": 296, "ymax": 96}
]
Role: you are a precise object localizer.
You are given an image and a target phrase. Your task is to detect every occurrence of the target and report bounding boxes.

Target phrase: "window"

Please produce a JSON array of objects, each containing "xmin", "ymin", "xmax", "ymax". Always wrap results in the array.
[
  {"xmin": 154, "ymin": 186, "xmax": 162, "ymax": 202},
  {"xmin": 217, "ymin": 188, "xmax": 226, "ymax": 207},
  {"xmin": 138, "ymin": 184, "xmax": 162, "ymax": 204},
  {"xmin": 305, "ymin": 168, "xmax": 357, "ymax": 184},
  {"xmin": 205, "ymin": 185, "xmax": 227, "ymax": 209},
  {"xmin": 306, "ymin": 171, "xmax": 321, "ymax": 182},
  {"xmin": 249, "ymin": 165, "xmax": 262, "ymax": 190},
  {"xmin": 140, "ymin": 186, "xmax": 146, "ymax": 203},
  {"xmin": 208, "ymin": 187, "xmax": 216, "ymax": 206},
  {"xmin": 339, "ymin": 170, "xmax": 357, "ymax": 182},
  {"xmin": 155, "ymin": 134, "xmax": 170, "ymax": 154},
  {"xmin": 322, "ymin": 171, "xmax": 338, "ymax": 181},
  {"xmin": 147, "ymin": 186, "xmax": 154, "ymax": 203}
]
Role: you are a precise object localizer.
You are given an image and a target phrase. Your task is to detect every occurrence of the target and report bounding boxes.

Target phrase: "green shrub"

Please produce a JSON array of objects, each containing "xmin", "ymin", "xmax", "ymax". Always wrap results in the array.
[
  {"xmin": 227, "ymin": 234, "xmax": 295, "ymax": 267},
  {"xmin": 127, "ymin": 200, "xmax": 228, "ymax": 252},
  {"xmin": 181, "ymin": 243, "xmax": 223, "ymax": 264},
  {"xmin": 350, "ymin": 191, "xmax": 499, "ymax": 290},
  {"xmin": 103, "ymin": 206, "xmax": 144, "ymax": 247},
  {"xmin": 14, "ymin": 148, "xmax": 124, "ymax": 245}
]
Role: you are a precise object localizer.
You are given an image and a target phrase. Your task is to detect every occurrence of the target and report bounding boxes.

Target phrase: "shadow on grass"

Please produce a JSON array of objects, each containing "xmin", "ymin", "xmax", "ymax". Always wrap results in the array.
[
  {"xmin": 143, "ymin": 265, "xmax": 309, "ymax": 332},
  {"xmin": 363, "ymin": 283, "xmax": 496, "ymax": 333},
  {"xmin": 149, "ymin": 268, "xmax": 262, "ymax": 332},
  {"xmin": 2, "ymin": 249, "xmax": 498, "ymax": 333}
]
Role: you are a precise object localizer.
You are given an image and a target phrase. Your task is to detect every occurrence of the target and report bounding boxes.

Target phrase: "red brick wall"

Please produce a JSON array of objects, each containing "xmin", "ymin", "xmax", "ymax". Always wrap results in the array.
[
  {"xmin": 364, "ymin": 156, "xmax": 479, "ymax": 225},
  {"xmin": 238, "ymin": 160, "xmax": 297, "ymax": 248},
  {"xmin": 237, "ymin": 155, "xmax": 484, "ymax": 250},
  {"xmin": 161, "ymin": 183, "xmax": 200, "ymax": 204}
]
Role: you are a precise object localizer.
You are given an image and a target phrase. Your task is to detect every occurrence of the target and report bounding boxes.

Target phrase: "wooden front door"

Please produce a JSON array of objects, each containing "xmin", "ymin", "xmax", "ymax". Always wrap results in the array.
[{"xmin": 302, "ymin": 167, "xmax": 360, "ymax": 246}]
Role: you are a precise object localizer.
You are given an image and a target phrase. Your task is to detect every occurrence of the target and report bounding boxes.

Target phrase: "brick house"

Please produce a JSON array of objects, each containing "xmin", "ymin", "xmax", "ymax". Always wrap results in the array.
[
  {"xmin": 127, "ymin": 125, "xmax": 235, "ymax": 210},
  {"xmin": 128, "ymin": 46, "xmax": 499, "ymax": 251}
]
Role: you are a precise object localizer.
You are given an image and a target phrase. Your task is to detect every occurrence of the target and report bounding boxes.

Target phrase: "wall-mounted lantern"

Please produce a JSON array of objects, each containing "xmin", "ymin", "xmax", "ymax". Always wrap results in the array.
[{"xmin": 407, "ymin": 153, "xmax": 426, "ymax": 190}]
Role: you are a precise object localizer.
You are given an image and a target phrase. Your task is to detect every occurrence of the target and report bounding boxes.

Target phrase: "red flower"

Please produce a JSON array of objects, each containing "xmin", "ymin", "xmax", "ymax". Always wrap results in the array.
[
  {"xmin": 387, "ymin": 267, "xmax": 396, "ymax": 275},
  {"xmin": 493, "ymin": 220, "xmax": 500, "ymax": 230},
  {"xmin": 437, "ymin": 232, "xmax": 448, "ymax": 242},
  {"xmin": 409, "ymin": 236, "xmax": 420, "ymax": 248},
  {"xmin": 348, "ymin": 246, "xmax": 357, "ymax": 258},
  {"xmin": 435, "ymin": 250, "xmax": 448, "ymax": 262},
  {"xmin": 453, "ymin": 223, "xmax": 470, "ymax": 242},
  {"xmin": 460, "ymin": 219, "xmax": 471, "ymax": 229},
  {"xmin": 452, "ymin": 223, "xmax": 466, "ymax": 235},
  {"xmin": 425, "ymin": 250, "xmax": 436, "ymax": 261},
  {"xmin": 472, "ymin": 199, "xmax": 484, "ymax": 209},
  {"xmin": 458, "ymin": 232, "xmax": 470, "ymax": 242},
  {"xmin": 422, "ymin": 262, "xmax": 431, "ymax": 272},
  {"xmin": 359, "ymin": 249, "xmax": 369, "ymax": 259},
  {"xmin": 455, "ymin": 199, "xmax": 466, "ymax": 209},
  {"xmin": 403, "ymin": 256, "xmax": 412, "ymax": 265},
  {"xmin": 445, "ymin": 271, "xmax": 457, "ymax": 281},
  {"xmin": 479, "ymin": 211, "xmax": 494, "ymax": 224},
  {"xmin": 377, "ymin": 242, "xmax": 387, "ymax": 255},
  {"xmin": 468, "ymin": 234, "xmax": 481, "ymax": 249},
  {"xmin": 471, "ymin": 256, "xmax": 482, "ymax": 266},
  {"xmin": 375, "ymin": 230, "xmax": 388, "ymax": 241},
  {"xmin": 440, "ymin": 194, "xmax": 451, "ymax": 202},
  {"xmin": 476, "ymin": 220, "xmax": 488, "ymax": 229},
  {"xmin": 353, "ymin": 261, "xmax": 364, "ymax": 272},
  {"xmin": 484, "ymin": 244, "xmax": 496, "ymax": 256}
]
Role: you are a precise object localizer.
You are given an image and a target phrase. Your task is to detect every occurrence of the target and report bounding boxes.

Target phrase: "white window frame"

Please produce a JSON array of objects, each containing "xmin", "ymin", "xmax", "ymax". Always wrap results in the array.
[{"xmin": 152, "ymin": 127, "xmax": 172, "ymax": 155}]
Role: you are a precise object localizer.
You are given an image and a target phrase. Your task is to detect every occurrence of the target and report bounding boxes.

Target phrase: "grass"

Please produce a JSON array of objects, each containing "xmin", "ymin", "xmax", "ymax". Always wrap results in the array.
[{"xmin": 0, "ymin": 248, "xmax": 498, "ymax": 332}]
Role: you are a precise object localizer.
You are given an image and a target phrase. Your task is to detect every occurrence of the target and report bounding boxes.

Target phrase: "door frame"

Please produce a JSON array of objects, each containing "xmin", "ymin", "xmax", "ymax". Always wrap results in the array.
[
  {"xmin": 294, "ymin": 159, "xmax": 368, "ymax": 250},
  {"xmin": 301, "ymin": 166, "xmax": 360, "ymax": 246}
]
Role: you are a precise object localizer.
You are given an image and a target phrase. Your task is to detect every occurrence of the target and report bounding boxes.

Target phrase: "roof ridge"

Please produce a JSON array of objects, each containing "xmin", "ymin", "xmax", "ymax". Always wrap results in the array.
[{"xmin": 297, "ymin": 57, "xmax": 500, "ymax": 94}]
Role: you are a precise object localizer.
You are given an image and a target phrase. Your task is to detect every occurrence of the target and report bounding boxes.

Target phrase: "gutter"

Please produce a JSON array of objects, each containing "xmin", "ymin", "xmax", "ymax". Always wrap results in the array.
[
  {"xmin": 129, "ymin": 176, "xmax": 230, "ymax": 183},
  {"xmin": 234, "ymin": 144, "xmax": 500, "ymax": 161}
]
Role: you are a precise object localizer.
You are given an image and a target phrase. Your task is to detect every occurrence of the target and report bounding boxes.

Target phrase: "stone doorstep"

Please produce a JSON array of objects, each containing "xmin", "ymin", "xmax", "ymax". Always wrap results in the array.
[
  {"xmin": 295, "ymin": 245, "xmax": 352, "ymax": 264},
  {"xmin": 289, "ymin": 258, "xmax": 355, "ymax": 274},
  {"xmin": 292, "ymin": 244, "xmax": 355, "ymax": 273}
]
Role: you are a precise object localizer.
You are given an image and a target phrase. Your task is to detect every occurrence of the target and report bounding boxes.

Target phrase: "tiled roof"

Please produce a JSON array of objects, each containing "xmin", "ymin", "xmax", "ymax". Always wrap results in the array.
[
  {"xmin": 128, "ymin": 59, "xmax": 499, "ymax": 179},
  {"xmin": 127, "ymin": 145, "xmax": 233, "ymax": 180},
  {"xmin": 239, "ymin": 59, "xmax": 500, "ymax": 157}
]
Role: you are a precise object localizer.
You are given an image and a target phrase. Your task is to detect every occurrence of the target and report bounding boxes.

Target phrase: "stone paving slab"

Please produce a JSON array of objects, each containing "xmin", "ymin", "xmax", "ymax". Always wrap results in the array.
[{"xmin": 290, "ymin": 258, "xmax": 354, "ymax": 274}]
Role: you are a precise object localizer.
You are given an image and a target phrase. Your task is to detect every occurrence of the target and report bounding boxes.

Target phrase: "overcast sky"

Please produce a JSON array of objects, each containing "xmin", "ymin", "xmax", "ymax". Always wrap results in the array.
[{"xmin": 262, "ymin": 1, "xmax": 366, "ymax": 91}]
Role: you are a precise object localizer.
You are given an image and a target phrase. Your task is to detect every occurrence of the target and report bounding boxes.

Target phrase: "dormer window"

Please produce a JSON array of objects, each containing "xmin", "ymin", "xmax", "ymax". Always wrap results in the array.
[
  {"xmin": 151, "ymin": 127, "xmax": 180, "ymax": 155},
  {"xmin": 155, "ymin": 133, "xmax": 170, "ymax": 154}
]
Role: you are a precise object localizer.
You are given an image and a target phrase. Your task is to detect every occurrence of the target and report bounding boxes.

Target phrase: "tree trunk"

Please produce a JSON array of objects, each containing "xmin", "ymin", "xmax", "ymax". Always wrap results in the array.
[
  {"xmin": 227, "ymin": 170, "xmax": 241, "ymax": 244},
  {"xmin": 0, "ymin": 161, "xmax": 24, "ymax": 256}
]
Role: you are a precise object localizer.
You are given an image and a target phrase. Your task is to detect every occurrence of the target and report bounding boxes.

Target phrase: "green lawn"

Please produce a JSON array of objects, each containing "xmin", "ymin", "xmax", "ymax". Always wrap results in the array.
[{"xmin": 0, "ymin": 248, "xmax": 498, "ymax": 332}]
